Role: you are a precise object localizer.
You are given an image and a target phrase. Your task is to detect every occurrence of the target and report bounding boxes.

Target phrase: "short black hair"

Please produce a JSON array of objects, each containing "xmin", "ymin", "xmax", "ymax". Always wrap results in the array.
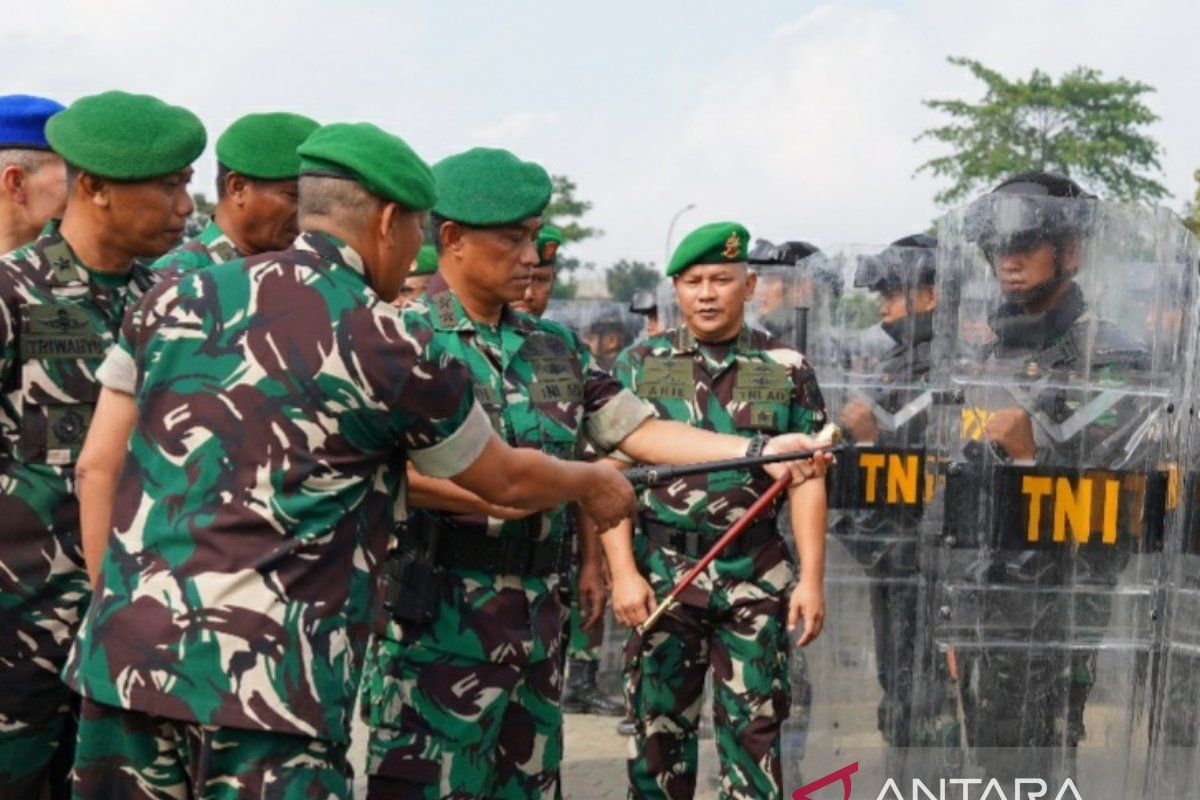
[
  {"xmin": 428, "ymin": 212, "xmax": 448, "ymax": 254},
  {"xmin": 215, "ymin": 163, "xmax": 231, "ymax": 200}
]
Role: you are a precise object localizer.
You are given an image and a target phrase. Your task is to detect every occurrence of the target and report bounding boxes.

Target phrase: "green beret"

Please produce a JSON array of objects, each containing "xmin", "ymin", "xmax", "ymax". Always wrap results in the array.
[
  {"xmin": 667, "ymin": 221, "xmax": 750, "ymax": 277},
  {"xmin": 45, "ymin": 90, "xmax": 206, "ymax": 180},
  {"xmin": 536, "ymin": 225, "xmax": 563, "ymax": 266},
  {"xmin": 297, "ymin": 122, "xmax": 436, "ymax": 210},
  {"xmin": 216, "ymin": 112, "xmax": 319, "ymax": 180},
  {"xmin": 411, "ymin": 244, "xmax": 438, "ymax": 276},
  {"xmin": 432, "ymin": 148, "xmax": 552, "ymax": 226}
]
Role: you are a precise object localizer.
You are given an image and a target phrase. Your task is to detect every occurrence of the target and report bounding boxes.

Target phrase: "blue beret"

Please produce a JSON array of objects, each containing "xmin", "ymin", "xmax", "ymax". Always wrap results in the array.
[{"xmin": 0, "ymin": 94, "xmax": 65, "ymax": 150}]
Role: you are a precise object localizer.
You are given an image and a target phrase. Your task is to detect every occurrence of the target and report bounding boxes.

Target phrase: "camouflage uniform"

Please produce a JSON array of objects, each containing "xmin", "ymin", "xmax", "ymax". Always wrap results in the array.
[
  {"xmin": 613, "ymin": 325, "xmax": 827, "ymax": 800},
  {"xmin": 148, "ymin": 218, "xmax": 242, "ymax": 276},
  {"xmin": 363, "ymin": 271, "xmax": 651, "ymax": 800},
  {"xmin": 0, "ymin": 220, "xmax": 157, "ymax": 797},
  {"xmin": 62, "ymin": 231, "xmax": 491, "ymax": 799},
  {"xmin": 564, "ymin": 557, "xmax": 602, "ymax": 662}
]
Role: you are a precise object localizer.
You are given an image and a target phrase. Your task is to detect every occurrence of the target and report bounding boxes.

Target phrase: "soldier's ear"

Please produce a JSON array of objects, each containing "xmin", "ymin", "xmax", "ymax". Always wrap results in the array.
[
  {"xmin": 440, "ymin": 220, "xmax": 464, "ymax": 255},
  {"xmin": 378, "ymin": 201, "xmax": 403, "ymax": 244},
  {"xmin": 743, "ymin": 268, "xmax": 758, "ymax": 300},
  {"xmin": 225, "ymin": 172, "xmax": 249, "ymax": 204},
  {"xmin": 77, "ymin": 172, "xmax": 109, "ymax": 208},
  {"xmin": 1, "ymin": 164, "xmax": 24, "ymax": 201}
]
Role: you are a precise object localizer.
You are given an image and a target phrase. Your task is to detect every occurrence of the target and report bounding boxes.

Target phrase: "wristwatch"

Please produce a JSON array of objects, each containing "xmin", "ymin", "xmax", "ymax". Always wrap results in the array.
[{"xmin": 745, "ymin": 434, "xmax": 770, "ymax": 476}]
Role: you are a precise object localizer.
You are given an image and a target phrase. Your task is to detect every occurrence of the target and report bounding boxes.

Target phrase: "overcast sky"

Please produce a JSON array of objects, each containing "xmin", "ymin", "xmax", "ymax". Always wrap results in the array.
[{"xmin": 5, "ymin": 0, "xmax": 1198, "ymax": 273}]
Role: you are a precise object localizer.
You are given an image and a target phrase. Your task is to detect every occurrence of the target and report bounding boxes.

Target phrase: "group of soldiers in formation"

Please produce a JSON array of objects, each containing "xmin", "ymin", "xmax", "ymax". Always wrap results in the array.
[{"xmin": 0, "ymin": 89, "xmax": 1197, "ymax": 800}]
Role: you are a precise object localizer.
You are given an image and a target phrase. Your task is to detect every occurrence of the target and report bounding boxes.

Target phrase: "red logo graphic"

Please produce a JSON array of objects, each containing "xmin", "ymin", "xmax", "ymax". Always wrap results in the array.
[{"xmin": 792, "ymin": 761, "xmax": 858, "ymax": 800}]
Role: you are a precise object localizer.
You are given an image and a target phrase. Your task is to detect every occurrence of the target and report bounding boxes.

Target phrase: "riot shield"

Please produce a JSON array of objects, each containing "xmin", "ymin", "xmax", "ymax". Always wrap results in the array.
[
  {"xmin": 1146, "ymin": 233, "xmax": 1200, "ymax": 795},
  {"xmin": 755, "ymin": 242, "xmax": 943, "ymax": 792},
  {"xmin": 628, "ymin": 287, "xmax": 665, "ymax": 343},
  {"xmin": 915, "ymin": 195, "xmax": 1195, "ymax": 798},
  {"xmin": 654, "ymin": 279, "xmax": 683, "ymax": 334},
  {"xmin": 542, "ymin": 298, "xmax": 640, "ymax": 373}
]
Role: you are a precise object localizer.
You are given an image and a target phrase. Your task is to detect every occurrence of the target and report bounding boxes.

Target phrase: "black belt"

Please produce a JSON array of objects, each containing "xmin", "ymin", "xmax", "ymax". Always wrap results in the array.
[
  {"xmin": 640, "ymin": 517, "xmax": 779, "ymax": 559},
  {"xmin": 429, "ymin": 521, "xmax": 569, "ymax": 577}
]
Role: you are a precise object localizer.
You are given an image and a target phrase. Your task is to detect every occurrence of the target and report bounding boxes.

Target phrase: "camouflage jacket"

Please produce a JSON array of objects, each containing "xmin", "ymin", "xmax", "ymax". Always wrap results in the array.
[
  {"xmin": 382, "ymin": 271, "xmax": 652, "ymax": 666},
  {"xmin": 613, "ymin": 325, "xmax": 827, "ymax": 587},
  {"xmin": 0, "ymin": 220, "xmax": 157, "ymax": 721},
  {"xmin": 148, "ymin": 219, "xmax": 242, "ymax": 277},
  {"xmin": 63, "ymin": 231, "xmax": 491, "ymax": 742}
]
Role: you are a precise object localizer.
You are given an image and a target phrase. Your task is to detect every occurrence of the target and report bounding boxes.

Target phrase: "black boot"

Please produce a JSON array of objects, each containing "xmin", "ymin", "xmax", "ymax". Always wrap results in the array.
[{"xmin": 562, "ymin": 659, "xmax": 624, "ymax": 716}]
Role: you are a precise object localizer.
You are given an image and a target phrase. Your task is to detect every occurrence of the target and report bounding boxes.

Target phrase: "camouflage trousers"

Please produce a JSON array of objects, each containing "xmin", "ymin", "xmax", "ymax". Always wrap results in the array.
[
  {"xmin": 0, "ymin": 698, "xmax": 76, "ymax": 800},
  {"xmin": 0, "ymin": 485, "xmax": 87, "ymax": 800},
  {"xmin": 71, "ymin": 698, "xmax": 352, "ymax": 800},
  {"xmin": 363, "ymin": 638, "xmax": 563, "ymax": 800},
  {"xmin": 623, "ymin": 587, "xmax": 791, "ymax": 800},
  {"xmin": 565, "ymin": 562, "xmax": 603, "ymax": 662}
]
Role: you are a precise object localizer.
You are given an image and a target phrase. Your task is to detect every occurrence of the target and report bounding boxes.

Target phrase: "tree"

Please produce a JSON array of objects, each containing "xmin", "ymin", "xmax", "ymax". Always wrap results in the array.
[
  {"xmin": 917, "ymin": 57, "xmax": 1167, "ymax": 205},
  {"xmin": 605, "ymin": 260, "xmax": 660, "ymax": 302},
  {"xmin": 541, "ymin": 175, "xmax": 602, "ymax": 276},
  {"xmin": 1183, "ymin": 169, "xmax": 1200, "ymax": 236}
]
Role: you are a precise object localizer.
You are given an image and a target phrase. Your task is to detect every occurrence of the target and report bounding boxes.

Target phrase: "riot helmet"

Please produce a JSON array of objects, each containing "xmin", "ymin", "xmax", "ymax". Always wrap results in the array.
[
  {"xmin": 629, "ymin": 290, "xmax": 658, "ymax": 316},
  {"xmin": 965, "ymin": 170, "xmax": 1096, "ymax": 305},
  {"xmin": 854, "ymin": 234, "xmax": 937, "ymax": 294},
  {"xmin": 748, "ymin": 238, "xmax": 822, "ymax": 268}
]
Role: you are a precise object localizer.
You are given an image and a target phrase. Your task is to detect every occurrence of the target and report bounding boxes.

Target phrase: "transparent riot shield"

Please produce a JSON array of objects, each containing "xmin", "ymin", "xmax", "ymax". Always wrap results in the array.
[
  {"xmin": 542, "ymin": 298, "xmax": 640, "ymax": 373},
  {"xmin": 754, "ymin": 242, "xmax": 942, "ymax": 791},
  {"xmin": 1146, "ymin": 233, "xmax": 1200, "ymax": 795},
  {"xmin": 654, "ymin": 279, "xmax": 683, "ymax": 334},
  {"xmin": 628, "ymin": 286, "xmax": 666, "ymax": 343},
  {"xmin": 915, "ymin": 196, "xmax": 1195, "ymax": 798},
  {"xmin": 541, "ymin": 299, "xmax": 641, "ymax": 711}
]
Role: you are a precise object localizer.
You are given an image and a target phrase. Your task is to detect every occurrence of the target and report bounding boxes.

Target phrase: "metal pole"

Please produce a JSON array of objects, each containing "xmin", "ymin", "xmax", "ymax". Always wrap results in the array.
[{"xmin": 664, "ymin": 203, "xmax": 696, "ymax": 263}]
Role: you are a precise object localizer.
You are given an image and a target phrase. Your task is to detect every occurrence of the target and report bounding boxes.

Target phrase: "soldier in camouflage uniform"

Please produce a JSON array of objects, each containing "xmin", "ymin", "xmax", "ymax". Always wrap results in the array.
[
  {"xmin": 513, "ymin": 226, "xmax": 624, "ymax": 717},
  {"xmin": 150, "ymin": 111, "xmax": 318, "ymax": 278},
  {"xmin": 0, "ymin": 94, "xmax": 66, "ymax": 254},
  {"xmin": 0, "ymin": 91, "xmax": 204, "ymax": 799},
  {"xmin": 510, "ymin": 224, "xmax": 561, "ymax": 319},
  {"xmin": 63, "ymin": 125, "xmax": 636, "ymax": 800},
  {"xmin": 604, "ymin": 221, "xmax": 832, "ymax": 800},
  {"xmin": 365, "ymin": 152, "xmax": 820, "ymax": 800},
  {"xmin": 396, "ymin": 243, "xmax": 439, "ymax": 305}
]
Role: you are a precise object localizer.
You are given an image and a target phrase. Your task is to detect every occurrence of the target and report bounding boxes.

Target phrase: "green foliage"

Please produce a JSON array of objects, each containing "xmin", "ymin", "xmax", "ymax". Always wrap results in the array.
[
  {"xmin": 838, "ymin": 294, "xmax": 880, "ymax": 331},
  {"xmin": 551, "ymin": 279, "xmax": 579, "ymax": 300},
  {"xmin": 917, "ymin": 57, "xmax": 1167, "ymax": 205},
  {"xmin": 605, "ymin": 260, "xmax": 661, "ymax": 302},
  {"xmin": 541, "ymin": 175, "xmax": 602, "ymax": 274},
  {"xmin": 1183, "ymin": 169, "xmax": 1200, "ymax": 237}
]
